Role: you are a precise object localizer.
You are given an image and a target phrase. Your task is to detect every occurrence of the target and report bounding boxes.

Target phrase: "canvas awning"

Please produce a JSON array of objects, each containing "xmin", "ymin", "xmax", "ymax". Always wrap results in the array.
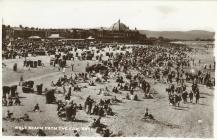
[
  {"xmin": 28, "ymin": 36, "xmax": 41, "ymax": 39},
  {"xmin": 86, "ymin": 36, "xmax": 95, "ymax": 40},
  {"xmin": 47, "ymin": 34, "xmax": 64, "ymax": 39},
  {"xmin": 59, "ymin": 39, "xmax": 85, "ymax": 41}
]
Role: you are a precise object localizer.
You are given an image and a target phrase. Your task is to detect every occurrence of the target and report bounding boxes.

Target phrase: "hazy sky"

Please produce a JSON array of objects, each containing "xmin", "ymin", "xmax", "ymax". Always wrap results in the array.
[{"xmin": 1, "ymin": 0, "xmax": 217, "ymax": 31}]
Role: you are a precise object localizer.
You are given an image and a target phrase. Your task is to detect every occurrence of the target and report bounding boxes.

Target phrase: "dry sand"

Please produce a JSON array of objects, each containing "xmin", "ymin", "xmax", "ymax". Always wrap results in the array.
[{"xmin": 2, "ymin": 47, "xmax": 214, "ymax": 137}]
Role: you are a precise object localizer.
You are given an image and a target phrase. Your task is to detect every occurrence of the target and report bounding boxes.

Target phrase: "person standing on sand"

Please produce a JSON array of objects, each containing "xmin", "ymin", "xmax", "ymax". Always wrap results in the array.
[
  {"xmin": 13, "ymin": 63, "xmax": 17, "ymax": 72},
  {"xmin": 195, "ymin": 90, "xmax": 200, "ymax": 104},
  {"xmin": 19, "ymin": 75, "xmax": 23, "ymax": 86},
  {"xmin": 71, "ymin": 63, "xmax": 74, "ymax": 71},
  {"xmin": 58, "ymin": 65, "xmax": 61, "ymax": 71},
  {"xmin": 189, "ymin": 90, "xmax": 194, "ymax": 103}
]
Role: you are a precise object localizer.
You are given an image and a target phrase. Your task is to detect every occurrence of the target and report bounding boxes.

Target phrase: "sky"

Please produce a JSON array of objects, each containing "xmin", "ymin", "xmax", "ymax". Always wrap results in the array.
[{"xmin": 0, "ymin": 0, "xmax": 217, "ymax": 31}]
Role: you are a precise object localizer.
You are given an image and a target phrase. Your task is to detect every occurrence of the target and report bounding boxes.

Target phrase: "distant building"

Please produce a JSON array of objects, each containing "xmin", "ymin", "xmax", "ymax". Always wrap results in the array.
[
  {"xmin": 2, "ymin": 25, "xmax": 47, "ymax": 40},
  {"xmin": 2, "ymin": 19, "xmax": 147, "ymax": 43}
]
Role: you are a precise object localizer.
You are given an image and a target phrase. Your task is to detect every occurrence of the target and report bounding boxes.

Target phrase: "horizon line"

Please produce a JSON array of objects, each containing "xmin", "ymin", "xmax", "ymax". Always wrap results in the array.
[{"xmin": 2, "ymin": 24, "xmax": 214, "ymax": 32}]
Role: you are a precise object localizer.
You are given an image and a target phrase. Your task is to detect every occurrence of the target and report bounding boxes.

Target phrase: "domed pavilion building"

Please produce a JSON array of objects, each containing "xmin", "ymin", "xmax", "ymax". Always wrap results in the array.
[
  {"xmin": 109, "ymin": 19, "xmax": 130, "ymax": 31},
  {"xmin": 93, "ymin": 19, "xmax": 147, "ymax": 43}
]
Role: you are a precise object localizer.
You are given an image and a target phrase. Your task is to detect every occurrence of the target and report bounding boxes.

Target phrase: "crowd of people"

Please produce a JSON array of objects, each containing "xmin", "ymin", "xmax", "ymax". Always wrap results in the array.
[{"xmin": 2, "ymin": 38, "xmax": 215, "ymax": 136}]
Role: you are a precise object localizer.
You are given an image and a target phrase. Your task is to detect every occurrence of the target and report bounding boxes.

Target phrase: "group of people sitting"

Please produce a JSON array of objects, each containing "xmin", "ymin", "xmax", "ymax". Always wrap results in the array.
[
  {"xmin": 90, "ymin": 117, "xmax": 113, "ymax": 137},
  {"xmin": 98, "ymin": 87, "xmax": 110, "ymax": 96},
  {"xmin": 84, "ymin": 96, "xmax": 114, "ymax": 116},
  {"xmin": 57, "ymin": 100, "xmax": 82, "ymax": 121},
  {"xmin": 4, "ymin": 110, "xmax": 32, "ymax": 122}
]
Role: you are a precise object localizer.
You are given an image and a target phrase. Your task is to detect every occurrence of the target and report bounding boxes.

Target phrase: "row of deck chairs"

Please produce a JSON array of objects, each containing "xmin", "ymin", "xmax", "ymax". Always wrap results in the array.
[{"xmin": 24, "ymin": 60, "xmax": 42, "ymax": 68}]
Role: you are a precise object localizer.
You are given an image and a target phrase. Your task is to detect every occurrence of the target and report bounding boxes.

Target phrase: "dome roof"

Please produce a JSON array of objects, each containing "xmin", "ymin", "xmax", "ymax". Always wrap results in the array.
[{"xmin": 109, "ymin": 20, "xmax": 129, "ymax": 31}]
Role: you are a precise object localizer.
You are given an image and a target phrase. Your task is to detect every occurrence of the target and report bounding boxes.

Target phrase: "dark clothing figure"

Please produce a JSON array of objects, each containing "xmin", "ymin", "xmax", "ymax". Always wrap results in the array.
[
  {"xmin": 10, "ymin": 85, "xmax": 17, "ymax": 97},
  {"xmin": 93, "ymin": 105, "xmax": 99, "ymax": 115},
  {"xmin": 3, "ymin": 86, "xmax": 10, "ymax": 98},
  {"xmin": 195, "ymin": 92, "xmax": 200, "ymax": 104},
  {"xmin": 85, "ymin": 96, "xmax": 94, "ymax": 114},
  {"xmin": 8, "ymin": 98, "xmax": 13, "ymax": 106},
  {"xmin": 99, "ymin": 107, "xmax": 105, "ymax": 117},
  {"xmin": 95, "ymin": 117, "xmax": 101, "ymax": 126},
  {"xmin": 126, "ymin": 93, "xmax": 130, "ymax": 100},
  {"xmin": 91, "ymin": 117, "xmax": 102, "ymax": 128},
  {"xmin": 74, "ymin": 130, "xmax": 79, "ymax": 137},
  {"xmin": 87, "ymin": 100, "xmax": 93, "ymax": 114},
  {"xmin": 20, "ymin": 113, "xmax": 31, "ymax": 121},
  {"xmin": 45, "ymin": 89, "xmax": 56, "ymax": 104},
  {"xmin": 71, "ymin": 64, "xmax": 74, "ymax": 71},
  {"xmin": 103, "ymin": 128, "xmax": 111, "ymax": 137},
  {"xmin": 37, "ymin": 129, "xmax": 46, "ymax": 136},
  {"xmin": 19, "ymin": 75, "xmax": 24, "ymax": 86},
  {"xmin": 13, "ymin": 63, "xmax": 17, "ymax": 72},
  {"xmin": 36, "ymin": 84, "xmax": 43, "ymax": 95},
  {"xmin": 189, "ymin": 91, "xmax": 193, "ymax": 103},
  {"xmin": 65, "ymin": 105, "xmax": 73, "ymax": 121},
  {"xmin": 33, "ymin": 104, "xmax": 40, "ymax": 112},
  {"xmin": 144, "ymin": 108, "xmax": 149, "ymax": 118},
  {"xmin": 144, "ymin": 108, "xmax": 154, "ymax": 120},
  {"xmin": 7, "ymin": 110, "xmax": 13, "ymax": 119},
  {"xmin": 182, "ymin": 91, "xmax": 188, "ymax": 103},
  {"xmin": 78, "ymin": 104, "xmax": 83, "ymax": 110},
  {"xmin": 68, "ymin": 87, "xmax": 72, "ymax": 96}
]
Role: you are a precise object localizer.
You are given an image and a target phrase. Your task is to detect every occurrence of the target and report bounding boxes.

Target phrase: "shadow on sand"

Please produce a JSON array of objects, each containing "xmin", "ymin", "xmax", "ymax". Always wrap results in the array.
[
  {"xmin": 174, "ymin": 108, "xmax": 188, "ymax": 111},
  {"xmin": 72, "ymin": 119, "xmax": 88, "ymax": 123},
  {"xmin": 142, "ymin": 118, "xmax": 181, "ymax": 129}
]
